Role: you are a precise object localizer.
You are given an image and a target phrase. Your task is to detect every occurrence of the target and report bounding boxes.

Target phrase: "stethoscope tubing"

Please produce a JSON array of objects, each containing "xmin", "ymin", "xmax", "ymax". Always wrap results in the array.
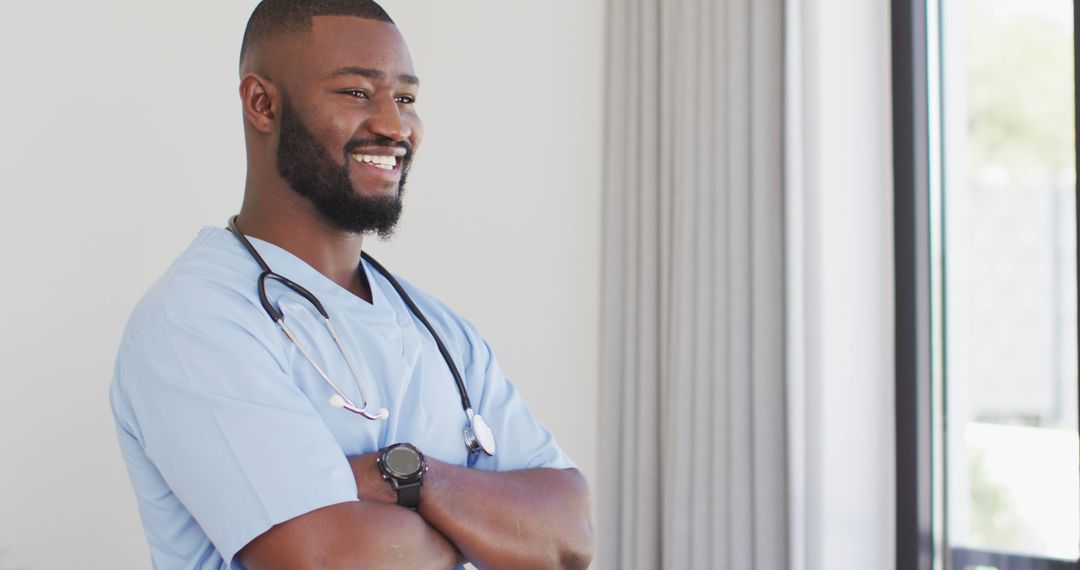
[
  {"xmin": 226, "ymin": 216, "xmax": 494, "ymax": 455},
  {"xmin": 359, "ymin": 252, "xmax": 473, "ymax": 413}
]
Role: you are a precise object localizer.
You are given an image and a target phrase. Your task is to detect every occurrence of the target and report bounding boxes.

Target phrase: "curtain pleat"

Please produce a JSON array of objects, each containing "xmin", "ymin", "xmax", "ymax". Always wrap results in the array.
[{"xmin": 599, "ymin": 0, "xmax": 788, "ymax": 567}]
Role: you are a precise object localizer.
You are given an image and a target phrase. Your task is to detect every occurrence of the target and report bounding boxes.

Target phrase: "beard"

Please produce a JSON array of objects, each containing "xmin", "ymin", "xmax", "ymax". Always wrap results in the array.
[{"xmin": 275, "ymin": 95, "xmax": 412, "ymax": 238}]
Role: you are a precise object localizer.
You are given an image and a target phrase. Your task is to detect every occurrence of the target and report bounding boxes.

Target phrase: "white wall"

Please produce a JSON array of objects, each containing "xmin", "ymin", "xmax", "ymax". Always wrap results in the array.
[
  {"xmin": 0, "ymin": 2, "xmax": 603, "ymax": 568},
  {"xmin": 787, "ymin": 0, "xmax": 897, "ymax": 568}
]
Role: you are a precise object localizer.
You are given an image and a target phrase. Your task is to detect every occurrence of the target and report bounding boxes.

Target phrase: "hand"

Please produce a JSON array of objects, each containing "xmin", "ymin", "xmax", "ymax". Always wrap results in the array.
[{"xmin": 350, "ymin": 451, "xmax": 398, "ymax": 506}]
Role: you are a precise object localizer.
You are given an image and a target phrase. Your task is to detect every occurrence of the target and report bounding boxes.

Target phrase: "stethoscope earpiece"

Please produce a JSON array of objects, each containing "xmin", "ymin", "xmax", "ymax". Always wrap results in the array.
[{"xmin": 329, "ymin": 394, "xmax": 390, "ymax": 421}]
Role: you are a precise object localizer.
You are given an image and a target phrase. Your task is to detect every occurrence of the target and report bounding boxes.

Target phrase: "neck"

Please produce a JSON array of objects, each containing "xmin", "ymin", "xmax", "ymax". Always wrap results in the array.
[{"xmin": 237, "ymin": 182, "xmax": 372, "ymax": 303}]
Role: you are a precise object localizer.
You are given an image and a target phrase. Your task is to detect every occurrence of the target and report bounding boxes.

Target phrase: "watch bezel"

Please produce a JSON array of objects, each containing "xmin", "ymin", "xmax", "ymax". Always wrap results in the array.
[{"xmin": 378, "ymin": 443, "xmax": 427, "ymax": 484}]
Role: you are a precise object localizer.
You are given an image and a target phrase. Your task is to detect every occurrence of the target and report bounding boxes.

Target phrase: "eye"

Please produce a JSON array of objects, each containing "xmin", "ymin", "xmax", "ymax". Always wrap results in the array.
[
  {"xmin": 343, "ymin": 89, "xmax": 369, "ymax": 99},
  {"xmin": 396, "ymin": 95, "xmax": 417, "ymax": 105}
]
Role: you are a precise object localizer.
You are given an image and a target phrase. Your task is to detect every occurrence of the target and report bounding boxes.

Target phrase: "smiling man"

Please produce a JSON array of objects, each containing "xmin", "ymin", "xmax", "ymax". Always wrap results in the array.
[{"xmin": 109, "ymin": 1, "xmax": 594, "ymax": 569}]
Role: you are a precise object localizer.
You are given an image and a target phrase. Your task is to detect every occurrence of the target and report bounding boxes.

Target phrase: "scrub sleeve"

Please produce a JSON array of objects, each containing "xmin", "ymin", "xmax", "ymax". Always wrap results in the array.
[{"xmin": 113, "ymin": 306, "xmax": 358, "ymax": 565}]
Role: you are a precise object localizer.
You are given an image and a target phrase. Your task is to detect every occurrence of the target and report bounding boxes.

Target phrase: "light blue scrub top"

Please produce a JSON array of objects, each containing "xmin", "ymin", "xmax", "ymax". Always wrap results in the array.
[{"xmin": 110, "ymin": 227, "xmax": 574, "ymax": 570}]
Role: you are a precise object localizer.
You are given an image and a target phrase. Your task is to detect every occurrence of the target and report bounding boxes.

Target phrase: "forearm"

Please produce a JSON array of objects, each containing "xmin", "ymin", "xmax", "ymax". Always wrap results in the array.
[
  {"xmin": 350, "ymin": 452, "xmax": 593, "ymax": 569},
  {"xmin": 420, "ymin": 462, "xmax": 594, "ymax": 570},
  {"xmin": 238, "ymin": 501, "xmax": 460, "ymax": 570}
]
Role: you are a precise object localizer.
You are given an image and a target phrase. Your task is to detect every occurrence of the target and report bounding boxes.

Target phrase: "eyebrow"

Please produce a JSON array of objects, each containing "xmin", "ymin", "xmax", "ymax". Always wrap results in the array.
[{"xmin": 325, "ymin": 66, "xmax": 420, "ymax": 86}]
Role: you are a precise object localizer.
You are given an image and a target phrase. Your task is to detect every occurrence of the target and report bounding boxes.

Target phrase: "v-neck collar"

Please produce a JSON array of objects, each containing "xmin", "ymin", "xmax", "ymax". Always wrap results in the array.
[{"xmin": 207, "ymin": 226, "xmax": 399, "ymax": 323}]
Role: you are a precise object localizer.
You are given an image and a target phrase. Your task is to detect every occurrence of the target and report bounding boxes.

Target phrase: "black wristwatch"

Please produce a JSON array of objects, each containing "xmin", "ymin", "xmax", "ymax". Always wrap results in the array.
[{"xmin": 377, "ymin": 443, "xmax": 428, "ymax": 510}]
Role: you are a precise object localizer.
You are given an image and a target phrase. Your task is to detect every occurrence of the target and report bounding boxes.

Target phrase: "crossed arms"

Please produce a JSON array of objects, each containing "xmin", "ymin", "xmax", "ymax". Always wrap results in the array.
[{"xmin": 237, "ymin": 453, "xmax": 595, "ymax": 569}]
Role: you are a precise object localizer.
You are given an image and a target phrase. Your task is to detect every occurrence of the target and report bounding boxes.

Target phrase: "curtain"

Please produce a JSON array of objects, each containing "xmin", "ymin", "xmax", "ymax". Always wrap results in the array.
[{"xmin": 597, "ymin": 0, "xmax": 788, "ymax": 568}]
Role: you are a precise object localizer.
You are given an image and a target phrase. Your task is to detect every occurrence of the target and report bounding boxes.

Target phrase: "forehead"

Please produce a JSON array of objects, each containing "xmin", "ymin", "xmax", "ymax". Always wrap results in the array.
[{"xmin": 287, "ymin": 16, "xmax": 415, "ymax": 82}]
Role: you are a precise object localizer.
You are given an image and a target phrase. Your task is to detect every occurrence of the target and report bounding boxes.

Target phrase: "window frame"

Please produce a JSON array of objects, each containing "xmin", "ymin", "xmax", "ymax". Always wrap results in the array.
[
  {"xmin": 952, "ymin": 548, "xmax": 1079, "ymax": 570},
  {"xmin": 892, "ymin": 0, "xmax": 934, "ymax": 566}
]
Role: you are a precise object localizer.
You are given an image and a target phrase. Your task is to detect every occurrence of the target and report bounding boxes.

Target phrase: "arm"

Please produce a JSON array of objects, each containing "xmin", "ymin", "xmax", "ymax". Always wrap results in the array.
[
  {"xmin": 117, "ymin": 311, "xmax": 464, "ymax": 569},
  {"xmin": 351, "ymin": 453, "xmax": 595, "ymax": 570},
  {"xmin": 237, "ymin": 500, "xmax": 461, "ymax": 570}
]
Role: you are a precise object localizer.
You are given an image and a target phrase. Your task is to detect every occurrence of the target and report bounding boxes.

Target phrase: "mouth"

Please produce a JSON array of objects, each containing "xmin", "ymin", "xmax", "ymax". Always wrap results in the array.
[{"xmin": 349, "ymin": 149, "xmax": 406, "ymax": 174}]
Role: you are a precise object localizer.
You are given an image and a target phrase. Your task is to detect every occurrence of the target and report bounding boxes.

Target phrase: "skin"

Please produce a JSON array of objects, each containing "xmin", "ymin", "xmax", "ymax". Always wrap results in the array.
[{"xmin": 233, "ymin": 16, "xmax": 595, "ymax": 570}]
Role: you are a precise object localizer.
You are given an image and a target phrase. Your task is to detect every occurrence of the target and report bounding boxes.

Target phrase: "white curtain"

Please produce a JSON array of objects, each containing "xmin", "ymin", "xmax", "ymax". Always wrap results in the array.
[{"xmin": 597, "ymin": 0, "xmax": 788, "ymax": 568}]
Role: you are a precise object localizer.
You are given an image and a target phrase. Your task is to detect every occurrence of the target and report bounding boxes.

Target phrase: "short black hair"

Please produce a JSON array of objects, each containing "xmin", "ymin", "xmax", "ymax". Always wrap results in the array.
[{"xmin": 240, "ymin": 0, "xmax": 394, "ymax": 68}]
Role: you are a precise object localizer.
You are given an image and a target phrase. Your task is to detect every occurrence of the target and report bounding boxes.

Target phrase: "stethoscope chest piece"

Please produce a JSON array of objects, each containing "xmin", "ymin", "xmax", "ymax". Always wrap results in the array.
[{"xmin": 465, "ymin": 409, "xmax": 496, "ymax": 456}]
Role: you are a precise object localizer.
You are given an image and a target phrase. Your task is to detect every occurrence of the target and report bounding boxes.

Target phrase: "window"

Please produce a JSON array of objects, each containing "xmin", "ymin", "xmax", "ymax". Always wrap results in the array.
[{"xmin": 895, "ymin": 0, "xmax": 1080, "ymax": 568}]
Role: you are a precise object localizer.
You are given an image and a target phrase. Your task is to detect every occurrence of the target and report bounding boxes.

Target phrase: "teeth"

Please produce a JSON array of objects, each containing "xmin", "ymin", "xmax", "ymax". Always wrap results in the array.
[{"xmin": 352, "ymin": 154, "xmax": 397, "ymax": 170}]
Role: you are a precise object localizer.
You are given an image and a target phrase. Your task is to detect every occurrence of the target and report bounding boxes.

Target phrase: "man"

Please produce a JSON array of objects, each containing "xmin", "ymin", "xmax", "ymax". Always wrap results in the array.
[{"xmin": 109, "ymin": 1, "xmax": 594, "ymax": 568}]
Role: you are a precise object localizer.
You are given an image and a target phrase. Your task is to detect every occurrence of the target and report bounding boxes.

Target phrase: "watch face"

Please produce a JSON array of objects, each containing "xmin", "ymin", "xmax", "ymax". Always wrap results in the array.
[{"xmin": 386, "ymin": 446, "xmax": 422, "ymax": 477}]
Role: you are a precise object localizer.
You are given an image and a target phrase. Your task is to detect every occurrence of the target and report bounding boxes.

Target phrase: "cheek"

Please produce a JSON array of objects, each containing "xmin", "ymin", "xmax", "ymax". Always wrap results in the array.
[
  {"xmin": 408, "ymin": 117, "xmax": 424, "ymax": 151},
  {"xmin": 316, "ymin": 110, "xmax": 362, "ymax": 153}
]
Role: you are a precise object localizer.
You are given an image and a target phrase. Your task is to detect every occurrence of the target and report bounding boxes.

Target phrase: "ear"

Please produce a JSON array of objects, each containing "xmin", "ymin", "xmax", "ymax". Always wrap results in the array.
[{"xmin": 239, "ymin": 73, "xmax": 279, "ymax": 135}]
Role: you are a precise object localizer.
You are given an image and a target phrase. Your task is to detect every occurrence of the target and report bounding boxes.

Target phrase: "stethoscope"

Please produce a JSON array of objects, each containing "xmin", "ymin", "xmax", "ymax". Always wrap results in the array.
[{"xmin": 227, "ymin": 216, "xmax": 496, "ymax": 456}]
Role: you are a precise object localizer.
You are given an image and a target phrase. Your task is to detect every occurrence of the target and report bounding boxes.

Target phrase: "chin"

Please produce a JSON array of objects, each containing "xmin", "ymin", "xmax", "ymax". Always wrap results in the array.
[{"xmin": 350, "ymin": 179, "xmax": 400, "ymax": 198}]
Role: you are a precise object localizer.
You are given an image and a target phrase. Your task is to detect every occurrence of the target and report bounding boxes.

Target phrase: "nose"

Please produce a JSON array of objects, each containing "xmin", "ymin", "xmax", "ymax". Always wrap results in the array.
[{"xmin": 367, "ymin": 98, "xmax": 411, "ymax": 142}]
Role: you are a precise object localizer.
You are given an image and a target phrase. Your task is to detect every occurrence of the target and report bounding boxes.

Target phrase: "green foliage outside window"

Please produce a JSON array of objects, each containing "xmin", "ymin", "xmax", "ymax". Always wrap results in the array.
[{"xmin": 966, "ymin": 0, "xmax": 1075, "ymax": 189}]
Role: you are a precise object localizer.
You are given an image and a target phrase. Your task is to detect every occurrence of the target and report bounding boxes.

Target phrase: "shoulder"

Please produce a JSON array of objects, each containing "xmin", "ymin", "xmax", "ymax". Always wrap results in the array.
[
  {"xmin": 111, "ymin": 228, "xmax": 292, "ymax": 427},
  {"xmin": 115, "ymin": 228, "xmax": 282, "ymax": 381},
  {"xmin": 398, "ymin": 276, "xmax": 475, "ymax": 334},
  {"xmin": 124, "ymin": 228, "xmax": 269, "ymax": 337},
  {"xmin": 365, "ymin": 261, "xmax": 492, "ymax": 368}
]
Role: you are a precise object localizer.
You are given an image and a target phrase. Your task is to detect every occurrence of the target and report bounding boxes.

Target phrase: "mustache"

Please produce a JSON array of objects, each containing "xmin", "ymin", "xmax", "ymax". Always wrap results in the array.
[{"xmin": 344, "ymin": 137, "xmax": 413, "ymax": 160}]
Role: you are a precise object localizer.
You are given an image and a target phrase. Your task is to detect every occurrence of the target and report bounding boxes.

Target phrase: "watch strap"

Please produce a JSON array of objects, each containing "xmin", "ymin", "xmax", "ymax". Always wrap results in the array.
[{"xmin": 395, "ymin": 480, "xmax": 422, "ymax": 510}]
